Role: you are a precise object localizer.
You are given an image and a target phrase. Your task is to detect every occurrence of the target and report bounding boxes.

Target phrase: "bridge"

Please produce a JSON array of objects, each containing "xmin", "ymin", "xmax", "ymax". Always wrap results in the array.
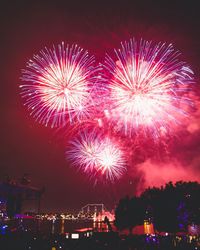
[
  {"xmin": 78, "ymin": 203, "xmax": 105, "ymax": 217},
  {"xmin": 78, "ymin": 204, "xmax": 114, "ymax": 222}
]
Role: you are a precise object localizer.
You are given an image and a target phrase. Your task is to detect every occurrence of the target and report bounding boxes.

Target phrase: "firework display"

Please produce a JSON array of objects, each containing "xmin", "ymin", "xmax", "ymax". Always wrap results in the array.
[
  {"xmin": 20, "ymin": 39, "xmax": 195, "ymax": 182},
  {"xmin": 103, "ymin": 39, "xmax": 194, "ymax": 137},
  {"xmin": 66, "ymin": 131, "xmax": 126, "ymax": 181},
  {"xmin": 20, "ymin": 42, "xmax": 97, "ymax": 127}
]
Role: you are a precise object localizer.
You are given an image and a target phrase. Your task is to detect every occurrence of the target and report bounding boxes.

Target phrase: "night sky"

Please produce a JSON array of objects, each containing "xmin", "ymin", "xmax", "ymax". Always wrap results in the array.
[{"xmin": 1, "ymin": 0, "xmax": 200, "ymax": 212}]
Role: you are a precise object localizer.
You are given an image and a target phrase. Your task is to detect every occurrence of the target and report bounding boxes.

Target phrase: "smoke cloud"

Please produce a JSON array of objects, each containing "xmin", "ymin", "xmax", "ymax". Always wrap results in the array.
[{"xmin": 131, "ymin": 91, "xmax": 200, "ymax": 195}]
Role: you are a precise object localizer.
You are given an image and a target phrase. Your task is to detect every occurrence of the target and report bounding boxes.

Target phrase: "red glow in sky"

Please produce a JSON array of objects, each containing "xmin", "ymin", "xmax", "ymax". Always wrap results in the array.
[{"xmin": 1, "ymin": 0, "xmax": 200, "ymax": 211}]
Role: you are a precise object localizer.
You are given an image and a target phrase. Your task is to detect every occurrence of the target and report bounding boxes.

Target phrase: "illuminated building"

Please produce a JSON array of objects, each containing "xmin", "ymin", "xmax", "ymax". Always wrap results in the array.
[{"xmin": 0, "ymin": 181, "xmax": 44, "ymax": 217}]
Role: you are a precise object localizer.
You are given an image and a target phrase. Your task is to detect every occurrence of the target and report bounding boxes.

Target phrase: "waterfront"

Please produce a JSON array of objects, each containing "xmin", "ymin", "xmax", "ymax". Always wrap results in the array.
[{"xmin": 2, "ymin": 218, "xmax": 110, "ymax": 235}]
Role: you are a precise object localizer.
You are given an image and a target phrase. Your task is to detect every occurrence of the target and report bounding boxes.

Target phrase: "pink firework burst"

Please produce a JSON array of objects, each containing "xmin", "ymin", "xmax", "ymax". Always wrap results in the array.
[
  {"xmin": 20, "ymin": 42, "xmax": 98, "ymax": 127},
  {"xmin": 103, "ymin": 38, "xmax": 194, "ymax": 137},
  {"xmin": 66, "ymin": 131, "xmax": 127, "ymax": 182}
]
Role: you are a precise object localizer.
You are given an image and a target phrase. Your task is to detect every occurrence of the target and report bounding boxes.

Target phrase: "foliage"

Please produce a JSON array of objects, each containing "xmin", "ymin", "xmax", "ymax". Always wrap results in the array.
[{"xmin": 115, "ymin": 181, "xmax": 200, "ymax": 233}]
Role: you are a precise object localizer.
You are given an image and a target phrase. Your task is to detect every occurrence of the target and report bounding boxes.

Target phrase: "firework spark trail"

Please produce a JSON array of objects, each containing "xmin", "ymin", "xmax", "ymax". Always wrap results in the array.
[
  {"xmin": 67, "ymin": 132, "xmax": 101, "ymax": 173},
  {"xmin": 103, "ymin": 38, "xmax": 194, "ymax": 138},
  {"xmin": 66, "ymin": 131, "xmax": 127, "ymax": 182},
  {"xmin": 20, "ymin": 42, "xmax": 98, "ymax": 127},
  {"xmin": 97, "ymin": 137, "xmax": 127, "ymax": 181}
]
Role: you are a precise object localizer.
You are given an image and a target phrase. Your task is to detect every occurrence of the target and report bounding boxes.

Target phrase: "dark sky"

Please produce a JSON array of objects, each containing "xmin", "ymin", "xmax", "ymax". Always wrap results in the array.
[{"xmin": 1, "ymin": 0, "xmax": 200, "ymax": 212}]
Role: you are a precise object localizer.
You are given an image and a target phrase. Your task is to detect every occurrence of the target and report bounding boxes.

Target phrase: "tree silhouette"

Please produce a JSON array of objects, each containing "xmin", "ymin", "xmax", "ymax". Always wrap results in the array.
[
  {"xmin": 115, "ymin": 196, "xmax": 145, "ymax": 233},
  {"xmin": 115, "ymin": 181, "xmax": 200, "ymax": 234}
]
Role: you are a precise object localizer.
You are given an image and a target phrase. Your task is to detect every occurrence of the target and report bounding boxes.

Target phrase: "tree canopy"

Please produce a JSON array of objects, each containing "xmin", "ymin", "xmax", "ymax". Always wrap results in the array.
[{"xmin": 115, "ymin": 181, "xmax": 200, "ymax": 233}]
